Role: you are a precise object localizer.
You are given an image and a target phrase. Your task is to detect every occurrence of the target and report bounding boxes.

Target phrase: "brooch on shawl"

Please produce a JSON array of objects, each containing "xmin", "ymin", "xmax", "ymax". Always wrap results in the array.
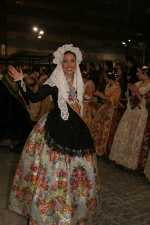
[{"xmin": 67, "ymin": 88, "xmax": 77, "ymax": 104}]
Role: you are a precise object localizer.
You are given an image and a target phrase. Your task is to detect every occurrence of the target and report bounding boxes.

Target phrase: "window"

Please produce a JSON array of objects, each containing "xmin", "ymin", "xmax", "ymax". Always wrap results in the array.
[
  {"xmin": 39, "ymin": 18, "xmax": 45, "ymax": 25},
  {"xmin": 38, "ymin": 2, "xmax": 45, "ymax": 10},
  {"xmin": 16, "ymin": 1, "xmax": 25, "ymax": 7},
  {"xmin": 104, "ymin": 27, "xmax": 113, "ymax": 33},
  {"xmin": 17, "ymin": 16, "xmax": 25, "ymax": 23},
  {"xmin": 103, "ymin": 54, "xmax": 111, "ymax": 60},
  {"xmin": 90, "ymin": 24, "xmax": 98, "ymax": 31},
  {"xmin": 105, "ymin": 0, "xmax": 113, "ymax": 5},
  {"xmin": 1, "ymin": 44, "xmax": 5, "ymax": 55},
  {"xmin": 137, "ymin": 33, "xmax": 142, "ymax": 37},
  {"xmin": 59, "ymin": 36, "xmax": 67, "ymax": 43},
  {"xmin": 103, "ymin": 42, "xmax": 112, "ymax": 47},
  {"xmin": 1, "ymin": 14, "xmax": 5, "ymax": 21},
  {"xmin": 89, "ymin": 39, "xmax": 97, "ymax": 45},
  {"xmin": 72, "ymin": 26, "xmax": 79, "ymax": 30},
  {"xmin": 60, "ymin": 5, "xmax": 68, "ymax": 13},
  {"xmin": 74, "ymin": 6, "xmax": 84, "ymax": 15},
  {"xmin": 17, "ymin": 35, "xmax": 25, "ymax": 40},
  {"xmin": 60, "ymin": 21, "xmax": 68, "ymax": 28},
  {"xmin": 88, "ymin": 54, "xmax": 97, "ymax": 59}
]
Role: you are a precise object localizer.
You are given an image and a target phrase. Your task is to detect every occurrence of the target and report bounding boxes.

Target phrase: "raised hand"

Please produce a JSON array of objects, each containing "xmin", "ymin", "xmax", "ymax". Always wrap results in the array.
[
  {"xmin": 8, "ymin": 65, "xmax": 23, "ymax": 81},
  {"xmin": 93, "ymin": 90, "xmax": 105, "ymax": 99},
  {"xmin": 127, "ymin": 83, "xmax": 138, "ymax": 94},
  {"xmin": 93, "ymin": 90, "xmax": 100, "ymax": 96}
]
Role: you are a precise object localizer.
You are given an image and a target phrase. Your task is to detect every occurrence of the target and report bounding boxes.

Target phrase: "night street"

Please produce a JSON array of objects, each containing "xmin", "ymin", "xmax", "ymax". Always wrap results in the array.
[{"xmin": 0, "ymin": 146, "xmax": 150, "ymax": 225}]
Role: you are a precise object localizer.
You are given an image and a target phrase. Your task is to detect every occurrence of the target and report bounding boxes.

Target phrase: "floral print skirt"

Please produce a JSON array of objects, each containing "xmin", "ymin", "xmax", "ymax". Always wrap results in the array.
[{"xmin": 9, "ymin": 115, "xmax": 101, "ymax": 225}]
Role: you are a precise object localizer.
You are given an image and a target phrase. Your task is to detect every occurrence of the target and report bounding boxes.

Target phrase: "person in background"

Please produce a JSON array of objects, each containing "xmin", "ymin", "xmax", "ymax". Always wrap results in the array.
[
  {"xmin": 82, "ymin": 73, "xmax": 99, "ymax": 127},
  {"xmin": 125, "ymin": 55, "xmax": 138, "ymax": 96},
  {"xmin": 99, "ymin": 60, "xmax": 113, "ymax": 93},
  {"xmin": 115, "ymin": 67, "xmax": 127, "ymax": 106},
  {"xmin": 0, "ymin": 69, "xmax": 32, "ymax": 151},
  {"xmin": 109, "ymin": 65, "xmax": 150, "ymax": 173},
  {"xmin": 86, "ymin": 62, "xmax": 99, "ymax": 90},
  {"xmin": 8, "ymin": 44, "xmax": 101, "ymax": 225},
  {"xmin": 91, "ymin": 70, "xmax": 125, "ymax": 157}
]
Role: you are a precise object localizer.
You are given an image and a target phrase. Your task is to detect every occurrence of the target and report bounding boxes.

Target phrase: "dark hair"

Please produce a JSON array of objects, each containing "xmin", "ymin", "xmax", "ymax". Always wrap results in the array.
[
  {"xmin": 88, "ymin": 62, "xmax": 94, "ymax": 68},
  {"xmin": 137, "ymin": 65, "xmax": 150, "ymax": 77},
  {"xmin": 82, "ymin": 72, "xmax": 90, "ymax": 80},
  {"xmin": 116, "ymin": 67, "xmax": 124, "ymax": 76},
  {"xmin": 64, "ymin": 51, "xmax": 76, "ymax": 58},
  {"xmin": 126, "ymin": 55, "xmax": 135, "ymax": 64},
  {"xmin": 40, "ymin": 67, "xmax": 46, "ymax": 74},
  {"xmin": 104, "ymin": 60, "xmax": 113, "ymax": 69},
  {"xmin": 105, "ymin": 69, "xmax": 116, "ymax": 80}
]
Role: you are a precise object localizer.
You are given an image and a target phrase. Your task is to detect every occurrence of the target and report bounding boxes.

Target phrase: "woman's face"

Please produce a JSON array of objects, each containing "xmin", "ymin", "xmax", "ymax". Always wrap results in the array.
[
  {"xmin": 117, "ymin": 68, "xmax": 123, "ymax": 77},
  {"xmin": 136, "ymin": 68, "xmax": 145, "ymax": 80},
  {"xmin": 62, "ymin": 53, "xmax": 76, "ymax": 77}
]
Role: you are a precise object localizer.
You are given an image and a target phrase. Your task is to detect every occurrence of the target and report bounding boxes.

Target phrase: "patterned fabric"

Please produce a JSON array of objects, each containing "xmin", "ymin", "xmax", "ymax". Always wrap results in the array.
[
  {"xmin": 144, "ymin": 148, "xmax": 150, "ymax": 181},
  {"xmin": 35, "ymin": 95, "xmax": 54, "ymax": 121},
  {"xmin": 90, "ymin": 82, "xmax": 123, "ymax": 156},
  {"xmin": 16, "ymin": 82, "xmax": 95, "ymax": 153},
  {"xmin": 9, "ymin": 115, "xmax": 101, "ymax": 225},
  {"xmin": 83, "ymin": 100, "xmax": 99, "ymax": 128},
  {"xmin": 82, "ymin": 80, "xmax": 99, "ymax": 128},
  {"xmin": 106, "ymin": 107, "xmax": 126, "ymax": 157},
  {"xmin": 109, "ymin": 82, "xmax": 150, "ymax": 172}
]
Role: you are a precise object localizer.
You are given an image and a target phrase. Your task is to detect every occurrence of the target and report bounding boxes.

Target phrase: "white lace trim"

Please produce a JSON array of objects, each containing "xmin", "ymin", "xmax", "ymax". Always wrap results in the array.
[
  {"xmin": 53, "ymin": 44, "xmax": 82, "ymax": 64},
  {"xmin": 18, "ymin": 77, "xmax": 27, "ymax": 92},
  {"xmin": 136, "ymin": 81, "xmax": 150, "ymax": 94},
  {"xmin": 44, "ymin": 44, "xmax": 84, "ymax": 120}
]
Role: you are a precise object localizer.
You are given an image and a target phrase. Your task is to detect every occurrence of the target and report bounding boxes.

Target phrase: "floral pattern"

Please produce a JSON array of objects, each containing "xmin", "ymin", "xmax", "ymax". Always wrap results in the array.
[
  {"xmin": 9, "ymin": 114, "xmax": 101, "ymax": 225},
  {"xmin": 110, "ymin": 82, "xmax": 150, "ymax": 171},
  {"xmin": 91, "ymin": 82, "xmax": 124, "ymax": 156}
]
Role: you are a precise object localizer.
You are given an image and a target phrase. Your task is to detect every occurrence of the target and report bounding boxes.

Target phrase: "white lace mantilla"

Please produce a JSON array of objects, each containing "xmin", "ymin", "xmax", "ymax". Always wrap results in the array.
[{"xmin": 44, "ymin": 44, "xmax": 84, "ymax": 120}]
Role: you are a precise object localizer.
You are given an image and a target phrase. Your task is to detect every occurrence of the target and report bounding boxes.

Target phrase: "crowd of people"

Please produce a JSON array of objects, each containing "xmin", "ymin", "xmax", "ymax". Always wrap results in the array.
[{"xmin": 0, "ymin": 44, "xmax": 150, "ymax": 224}]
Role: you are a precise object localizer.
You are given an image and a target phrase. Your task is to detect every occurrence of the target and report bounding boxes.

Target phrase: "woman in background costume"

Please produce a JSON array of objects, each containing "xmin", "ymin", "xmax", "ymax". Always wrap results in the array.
[
  {"xmin": 82, "ymin": 73, "xmax": 99, "ymax": 127},
  {"xmin": 110, "ymin": 65, "xmax": 150, "ymax": 172},
  {"xmin": 91, "ymin": 70, "xmax": 125, "ymax": 157}
]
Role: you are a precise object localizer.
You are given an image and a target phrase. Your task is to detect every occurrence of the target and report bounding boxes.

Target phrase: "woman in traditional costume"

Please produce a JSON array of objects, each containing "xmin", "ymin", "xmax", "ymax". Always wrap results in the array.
[
  {"xmin": 8, "ymin": 44, "xmax": 101, "ymax": 225},
  {"xmin": 109, "ymin": 65, "xmax": 150, "ymax": 172},
  {"xmin": 82, "ymin": 73, "xmax": 99, "ymax": 127},
  {"xmin": 91, "ymin": 70, "xmax": 125, "ymax": 157}
]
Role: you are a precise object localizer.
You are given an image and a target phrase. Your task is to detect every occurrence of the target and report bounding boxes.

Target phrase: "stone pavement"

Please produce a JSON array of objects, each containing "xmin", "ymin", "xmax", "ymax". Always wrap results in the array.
[{"xmin": 0, "ymin": 146, "xmax": 150, "ymax": 225}]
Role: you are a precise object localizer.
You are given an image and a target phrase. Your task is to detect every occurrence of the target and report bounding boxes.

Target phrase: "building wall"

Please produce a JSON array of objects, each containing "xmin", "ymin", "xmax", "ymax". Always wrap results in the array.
[{"xmin": 0, "ymin": 0, "xmax": 149, "ymax": 64}]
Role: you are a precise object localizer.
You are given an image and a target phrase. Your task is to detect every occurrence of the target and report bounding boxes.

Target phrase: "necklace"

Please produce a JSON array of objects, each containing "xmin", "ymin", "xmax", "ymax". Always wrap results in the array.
[
  {"xmin": 66, "ymin": 75, "xmax": 74, "ymax": 83},
  {"xmin": 66, "ymin": 77, "xmax": 72, "ymax": 82}
]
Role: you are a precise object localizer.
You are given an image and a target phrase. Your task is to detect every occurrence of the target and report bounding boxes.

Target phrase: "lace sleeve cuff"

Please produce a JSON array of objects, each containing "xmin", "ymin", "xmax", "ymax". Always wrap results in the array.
[{"xmin": 16, "ymin": 77, "xmax": 27, "ymax": 92}]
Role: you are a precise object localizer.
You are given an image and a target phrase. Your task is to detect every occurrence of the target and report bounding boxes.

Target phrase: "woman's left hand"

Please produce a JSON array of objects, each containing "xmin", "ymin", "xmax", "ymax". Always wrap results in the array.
[{"xmin": 128, "ymin": 83, "xmax": 138, "ymax": 94}]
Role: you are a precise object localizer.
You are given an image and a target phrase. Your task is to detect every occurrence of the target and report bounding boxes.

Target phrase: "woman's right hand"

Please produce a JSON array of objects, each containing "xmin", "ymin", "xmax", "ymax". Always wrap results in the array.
[
  {"xmin": 8, "ymin": 65, "xmax": 23, "ymax": 81},
  {"xmin": 93, "ymin": 90, "xmax": 100, "ymax": 96},
  {"xmin": 93, "ymin": 90, "xmax": 105, "ymax": 98}
]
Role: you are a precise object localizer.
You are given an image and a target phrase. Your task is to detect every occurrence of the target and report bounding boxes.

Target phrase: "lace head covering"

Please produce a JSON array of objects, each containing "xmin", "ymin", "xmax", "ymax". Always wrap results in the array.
[{"xmin": 44, "ymin": 44, "xmax": 84, "ymax": 120}]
